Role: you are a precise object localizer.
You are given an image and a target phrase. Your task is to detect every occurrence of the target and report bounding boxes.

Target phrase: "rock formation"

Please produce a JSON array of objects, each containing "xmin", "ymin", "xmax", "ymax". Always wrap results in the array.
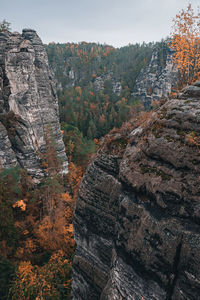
[
  {"xmin": 94, "ymin": 73, "xmax": 122, "ymax": 96},
  {"xmin": 47, "ymin": 42, "xmax": 177, "ymax": 107},
  {"xmin": 132, "ymin": 48, "xmax": 178, "ymax": 108},
  {"xmin": 0, "ymin": 29, "xmax": 67, "ymax": 180},
  {"xmin": 72, "ymin": 82, "xmax": 200, "ymax": 299}
]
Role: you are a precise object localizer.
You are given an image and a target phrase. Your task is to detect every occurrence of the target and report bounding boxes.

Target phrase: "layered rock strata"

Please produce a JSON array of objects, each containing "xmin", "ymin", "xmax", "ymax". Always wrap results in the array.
[
  {"xmin": 132, "ymin": 48, "xmax": 178, "ymax": 108},
  {"xmin": 0, "ymin": 29, "xmax": 67, "ymax": 180},
  {"xmin": 72, "ymin": 82, "xmax": 200, "ymax": 299}
]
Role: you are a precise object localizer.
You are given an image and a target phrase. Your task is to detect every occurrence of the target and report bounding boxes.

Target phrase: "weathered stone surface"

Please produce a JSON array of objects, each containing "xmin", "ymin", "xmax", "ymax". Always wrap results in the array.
[
  {"xmin": 0, "ymin": 29, "xmax": 67, "ymax": 180},
  {"xmin": 72, "ymin": 154, "xmax": 121, "ymax": 299},
  {"xmin": 0, "ymin": 122, "xmax": 17, "ymax": 168},
  {"xmin": 132, "ymin": 48, "xmax": 178, "ymax": 108},
  {"xmin": 178, "ymin": 83, "xmax": 200, "ymax": 99},
  {"xmin": 193, "ymin": 81, "xmax": 200, "ymax": 87},
  {"xmin": 72, "ymin": 82, "xmax": 200, "ymax": 299},
  {"xmin": 94, "ymin": 73, "xmax": 122, "ymax": 96}
]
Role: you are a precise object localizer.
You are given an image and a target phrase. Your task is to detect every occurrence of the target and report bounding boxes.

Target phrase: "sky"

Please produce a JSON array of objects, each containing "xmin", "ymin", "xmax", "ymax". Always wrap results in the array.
[{"xmin": 0, "ymin": 0, "xmax": 199, "ymax": 47}]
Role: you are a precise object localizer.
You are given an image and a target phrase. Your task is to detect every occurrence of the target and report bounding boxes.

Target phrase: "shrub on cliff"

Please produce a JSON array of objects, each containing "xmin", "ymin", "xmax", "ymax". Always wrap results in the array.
[
  {"xmin": 0, "ymin": 19, "xmax": 11, "ymax": 31},
  {"xmin": 170, "ymin": 4, "xmax": 200, "ymax": 86}
]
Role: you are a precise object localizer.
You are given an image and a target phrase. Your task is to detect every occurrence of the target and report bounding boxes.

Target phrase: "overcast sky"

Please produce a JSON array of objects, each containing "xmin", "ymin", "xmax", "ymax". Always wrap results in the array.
[{"xmin": 0, "ymin": 0, "xmax": 199, "ymax": 47}]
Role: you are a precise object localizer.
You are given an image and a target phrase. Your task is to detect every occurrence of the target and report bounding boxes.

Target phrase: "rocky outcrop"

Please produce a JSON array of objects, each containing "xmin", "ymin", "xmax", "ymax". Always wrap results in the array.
[
  {"xmin": 94, "ymin": 73, "xmax": 122, "ymax": 96},
  {"xmin": 132, "ymin": 48, "xmax": 178, "ymax": 108},
  {"xmin": 72, "ymin": 82, "xmax": 200, "ymax": 299},
  {"xmin": 0, "ymin": 29, "xmax": 67, "ymax": 180}
]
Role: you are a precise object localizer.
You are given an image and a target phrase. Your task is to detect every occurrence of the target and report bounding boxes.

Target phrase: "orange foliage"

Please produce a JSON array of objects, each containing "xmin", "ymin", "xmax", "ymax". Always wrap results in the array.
[
  {"xmin": 170, "ymin": 4, "xmax": 200, "ymax": 85},
  {"xmin": 134, "ymin": 111, "xmax": 154, "ymax": 129},
  {"xmin": 103, "ymin": 46, "xmax": 115, "ymax": 56},
  {"xmin": 42, "ymin": 126, "xmax": 62, "ymax": 176},
  {"xmin": 188, "ymin": 131, "xmax": 200, "ymax": 149},
  {"xmin": 13, "ymin": 199, "xmax": 27, "ymax": 211},
  {"xmin": 66, "ymin": 162, "xmax": 83, "ymax": 198},
  {"xmin": 148, "ymin": 86, "xmax": 153, "ymax": 95},
  {"xmin": 75, "ymin": 86, "xmax": 82, "ymax": 95},
  {"xmin": 0, "ymin": 133, "xmax": 77, "ymax": 298},
  {"xmin": 94, "ymin": 138, "xmax": 100, "ymax": 145},
  {"xmin": 11, "ymin": 250, "xmax": 71, "ymax": 299},
  {"xmin": 35, "ymin": 190, "xmax": 74, "ymax": 254}
]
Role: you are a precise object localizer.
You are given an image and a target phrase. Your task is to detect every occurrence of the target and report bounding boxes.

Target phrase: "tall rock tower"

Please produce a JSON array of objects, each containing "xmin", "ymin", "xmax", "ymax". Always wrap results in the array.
[{"xmin": 0, "ymin": 29, "xmax": 68, "ymax": 180}]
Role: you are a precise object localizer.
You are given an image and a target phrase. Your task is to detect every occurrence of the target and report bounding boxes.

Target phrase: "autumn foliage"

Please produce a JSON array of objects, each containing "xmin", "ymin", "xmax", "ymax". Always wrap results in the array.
[
  {"xmin": 170, "ymin": 4, "xmax": 200, "ymax": 86},
  {"xmin": 0, "ymin": 127, "xmax": 84, "ymax": 299},
  {"xmin": 10, "ymin": 250, "xmax": 72, "ymax": 300},
  {"xmin": 0, "ymin": 169, "xmax": 75, "ymax": 299}
]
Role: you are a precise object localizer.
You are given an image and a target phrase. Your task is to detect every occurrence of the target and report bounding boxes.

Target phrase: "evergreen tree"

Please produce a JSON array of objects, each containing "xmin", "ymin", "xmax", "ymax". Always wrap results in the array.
[{"xmin": 0, "ymin": 19, "xmax": 11, "ymax": 31}]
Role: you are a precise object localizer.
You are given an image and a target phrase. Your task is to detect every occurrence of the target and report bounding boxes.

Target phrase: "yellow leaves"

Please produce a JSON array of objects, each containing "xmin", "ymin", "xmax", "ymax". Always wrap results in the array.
[
  {"xmin": 24, "ymin": 238, "xmax": 37, "ymax": 254},
  {"xmin": 15, "ymin": 238, "xmax": 37, "ymax": 259},
  {"xmin": 67, "ymin": 224, "xmax": 73, "ymax": 233},
  {"xmin": 12, "ymin": 252, "xmax": 72, "ymax": 300},
  {"xmin": 1, "ymin": 164, "xmax": 74, "ymax": 299},
  {"xmin": 61, "ymin": 192, "xmax": 72, "ymax": 203},
  {"xmin": 170, "ymin": 91, "xmax": 178, "ymax": 98},
  {"xmin": 170, "ymin": 3, "xmax": 200, "ymax": 85},
  {"xmin": 18, "ymin": 261, "xmax": 33, "ymax": 277},
  {"xmin": 13, "ymin": 199, "xmax": 27, "ymax": 211},
  {"xmin": 187, "ymin": 132, "xmax": 200, "ymax": 148},
  {"xmin": 35, "ymin": 191, "xmax": 75, "ymax": 254}
]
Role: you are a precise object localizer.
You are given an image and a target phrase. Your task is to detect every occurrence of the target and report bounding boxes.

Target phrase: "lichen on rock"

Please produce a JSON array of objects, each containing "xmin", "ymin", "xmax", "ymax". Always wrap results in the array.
[
  {"xmin": 72, "ymin": 82, "xmax": 200, "ymax": 300},
  {"xmin": 0, "ymin": 29, "xmax": 67, "ymax": 181}
]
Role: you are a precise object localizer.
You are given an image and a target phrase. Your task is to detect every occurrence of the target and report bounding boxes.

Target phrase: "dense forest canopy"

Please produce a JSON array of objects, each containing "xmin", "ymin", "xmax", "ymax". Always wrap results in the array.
[{"xmin": 46, "ymin": 40, "xmax": 169, "ymax": 166}]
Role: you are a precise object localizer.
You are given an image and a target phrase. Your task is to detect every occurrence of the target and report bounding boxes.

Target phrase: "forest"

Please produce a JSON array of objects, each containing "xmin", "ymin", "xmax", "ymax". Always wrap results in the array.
[
  {"xmin": 0, "ymin": 3, "xmax": 200, "ymax": 299},
  {"xmin": 46, "ymin": 39, "xmax": 169, "ymax": 167}
]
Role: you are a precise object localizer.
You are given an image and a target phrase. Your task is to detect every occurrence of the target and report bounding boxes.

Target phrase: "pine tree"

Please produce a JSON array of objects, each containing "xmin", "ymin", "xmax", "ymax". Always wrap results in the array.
[{"xmin": 0, "ymin": 19, "xmax": 11, "ymax": 31}]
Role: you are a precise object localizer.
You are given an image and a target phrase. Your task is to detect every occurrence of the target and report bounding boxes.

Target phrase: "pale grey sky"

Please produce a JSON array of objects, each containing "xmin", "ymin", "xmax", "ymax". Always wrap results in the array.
[{"xmin": 0, "ymin": 0, "xmax": 199, "ymax": 47}]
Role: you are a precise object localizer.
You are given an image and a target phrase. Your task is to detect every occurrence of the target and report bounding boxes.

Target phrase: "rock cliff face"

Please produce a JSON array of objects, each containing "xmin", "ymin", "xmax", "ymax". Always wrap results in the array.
[
  {"xmin": 94, "ymin": 73, "xmax": 122, "ymax": 96},
  {"xmin": 0, "ymin": 29, "xmax": 67, "ymax": 180},
  {"xmin": 132, "ymin": 48, "xmax": 178, "ymax": 108},
  {"xmin": 72, "ymin": 82, "xmax": 200, "ymax": 299}
]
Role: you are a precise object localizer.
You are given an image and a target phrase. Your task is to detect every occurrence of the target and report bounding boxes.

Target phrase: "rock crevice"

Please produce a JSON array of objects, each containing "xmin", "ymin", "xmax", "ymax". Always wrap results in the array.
[{"xmin": 72, "ymin": 83, "xmax": 200, "ymax": 300}]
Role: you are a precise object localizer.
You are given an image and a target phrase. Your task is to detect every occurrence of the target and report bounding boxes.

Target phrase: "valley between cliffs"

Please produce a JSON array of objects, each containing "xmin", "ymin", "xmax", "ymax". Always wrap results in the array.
[{"xmin": 72, "ymin": 82, "xmax": 200, "ymax": 300}]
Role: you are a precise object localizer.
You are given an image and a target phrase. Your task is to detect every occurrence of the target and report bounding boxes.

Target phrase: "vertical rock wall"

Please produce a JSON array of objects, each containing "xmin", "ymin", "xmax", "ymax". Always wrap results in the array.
[
  {"xmin": 0, "ymin": 29, "xmax": 67, "ymax": 180},
  {"xmin": 72, "ymin": 83, "xmax": 200, "ymax": 300},
  {"xmin": 132, "ymin": 48, "xmax": 178, "ymax": 108}
]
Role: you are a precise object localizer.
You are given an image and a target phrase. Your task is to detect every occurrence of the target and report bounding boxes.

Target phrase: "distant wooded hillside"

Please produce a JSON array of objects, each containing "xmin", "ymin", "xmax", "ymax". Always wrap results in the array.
[{"xmin": 46, "ymin": 40, "xmax": 171, "ymax": 166}]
